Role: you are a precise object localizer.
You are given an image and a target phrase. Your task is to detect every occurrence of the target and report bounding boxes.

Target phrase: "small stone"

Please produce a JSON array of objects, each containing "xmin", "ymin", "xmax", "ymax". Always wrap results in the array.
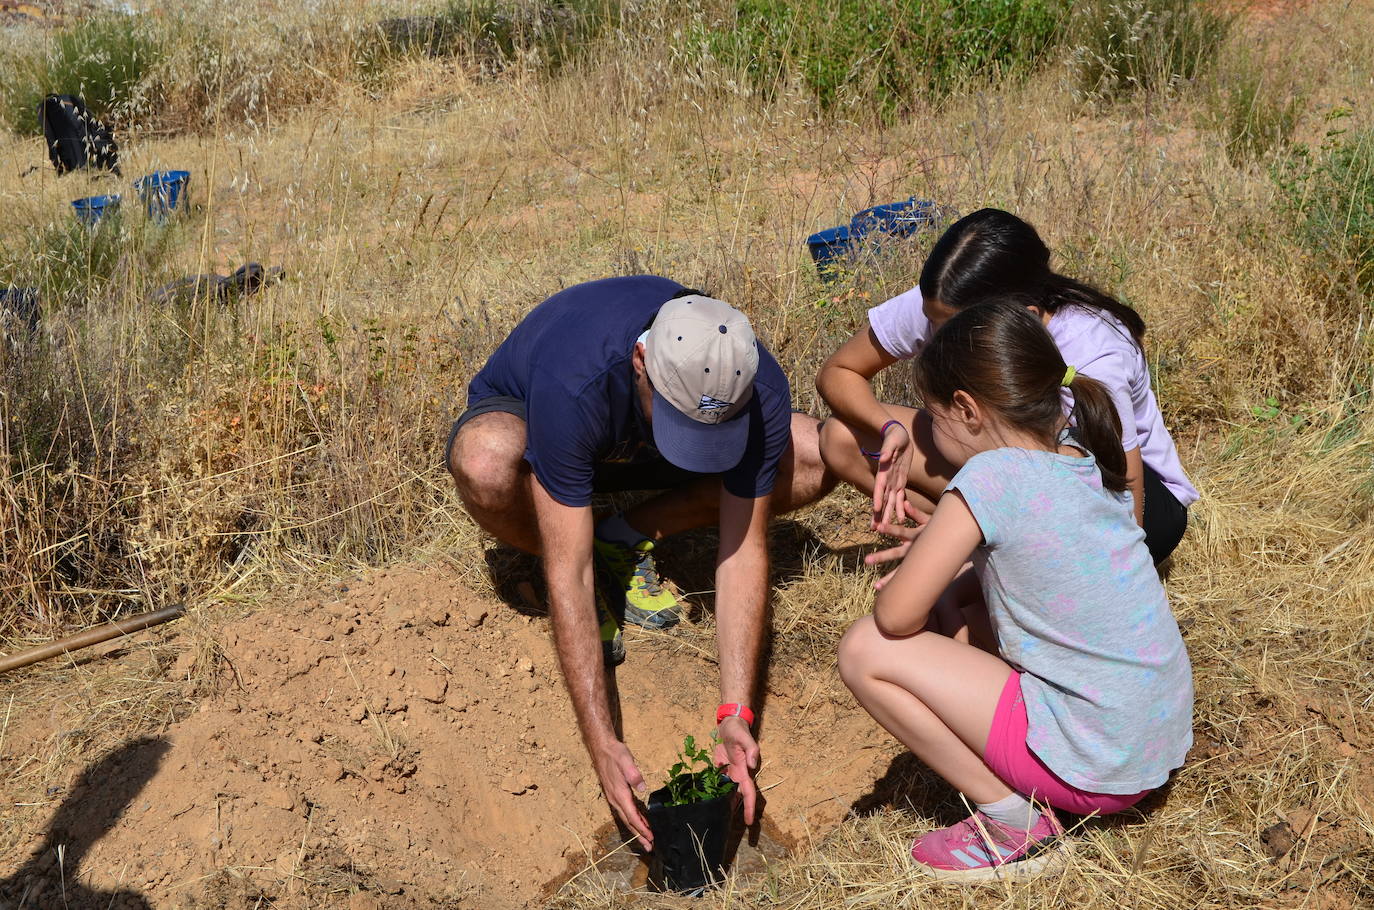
[
  {"xmin": 381, "ymin": 662, "xmax": 396, "ymax": 677},
  {"xmin": 1286, "ymin": 808, "xmax": 1317, "ymax": 838},
  {"xmin": 501, "ymin": 775, "xmax": 533, "ymax": 795},
  {"xmin": 348, "ymin": 704, "xmax": 367, "ymax": 723},
  {"xmin": 298, "ymin": 728, "xmax": 323, "ymax": 744},
  {"xmin": 517, "ymin": 657, "xmax": 534, "ymax": 674},
  {"xmin": 416, "ymin": 675, "xmax": 447, "ymax": 704},
  {"xmin": 1260, "ymin": 820, "xmax": 1296, "ymax": 860},
  {"xmin": 336, "ymin": 620, "xmax": 354, "ymax": 638},
  {"xmin": 375, "ymin": 878, "xmax": 405, "ymax": 895},
  {"xmin": 320, "ymin": 757, "xmax": 345, "ymax": 782},
  {"xmin": 427, "ymin": 607, "xmax": 449, "ymax": 626},
  {"xmin": 465, "ymin": 606, "xmax": 488, "ymax": 629},
  {"xmin": 263, "ymin": 786, "xmax": 295, "ymax": 812},
  {"xmin": 312, "ymin": 624, "xmax": 334, "ymax": 642},
  {"xmin": 172, "ymin": 650, "xmax": 197, "ymax": 677}
]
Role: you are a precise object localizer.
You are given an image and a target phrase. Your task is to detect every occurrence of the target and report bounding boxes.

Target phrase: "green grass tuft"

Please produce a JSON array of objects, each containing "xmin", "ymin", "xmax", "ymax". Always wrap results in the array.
[
  {"xmin": 0, "ymin": 14, "xmax": 160, "ymax": 135},
  {"xmin": 695, "ymin": 0, "xmax": 1064, "ymax": 117},
  {"xmin": 1068, "ymin": 0, "xmax": 1234, "ymax": 99},
  {"xmin": 1280, "ymin": 121, "xmax": 1374, "ymax": 295}
]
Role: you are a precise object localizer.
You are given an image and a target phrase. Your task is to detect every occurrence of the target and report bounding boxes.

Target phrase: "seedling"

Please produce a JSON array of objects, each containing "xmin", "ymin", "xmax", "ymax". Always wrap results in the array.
[
  {"xmin": 646, "ymin": 734, "xmax": 741, "ymax": 893},
  {"xmin": 662, "ymin": 735, "xmax": 734, "ymax": 807}
]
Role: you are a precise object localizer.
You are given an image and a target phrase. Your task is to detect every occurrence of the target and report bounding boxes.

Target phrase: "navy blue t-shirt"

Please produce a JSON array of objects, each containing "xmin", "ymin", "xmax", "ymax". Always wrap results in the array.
[{"xmin": 467, "ymin": 276, "xmax": 793, "ymax": 508}]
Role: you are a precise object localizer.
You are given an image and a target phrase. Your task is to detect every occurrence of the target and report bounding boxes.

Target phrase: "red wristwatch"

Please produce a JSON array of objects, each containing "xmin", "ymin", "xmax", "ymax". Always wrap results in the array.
[{"xmin": 716, "ymin": 703, "xmax": 755, "ymax": 727}]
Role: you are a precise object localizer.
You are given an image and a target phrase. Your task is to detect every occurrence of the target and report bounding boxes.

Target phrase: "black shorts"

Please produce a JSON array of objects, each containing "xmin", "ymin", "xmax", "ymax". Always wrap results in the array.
[
  {"xmin": 445, "ymin": 395, "xmax": 704, "ymax": 493},
  {"xmin": 1142, "ymin": 464, "xmax": 1188, "ymax": 565}
]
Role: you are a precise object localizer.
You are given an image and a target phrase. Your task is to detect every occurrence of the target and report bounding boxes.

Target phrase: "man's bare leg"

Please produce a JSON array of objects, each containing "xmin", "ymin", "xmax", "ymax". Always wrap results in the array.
[
  {"xmin": 622, "ymin": 412, "xmax": 838, "ymax": 540},
  {"xmin": 447, "ymin": 411, "xmax": 543, "ymax": 555}
]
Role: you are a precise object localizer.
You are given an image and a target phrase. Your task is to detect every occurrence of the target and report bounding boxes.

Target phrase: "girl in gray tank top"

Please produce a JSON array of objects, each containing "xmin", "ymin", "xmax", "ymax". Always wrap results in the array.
[{"xmin": 837, "ymin": 299, "xmax": 1193, "ymax": 883}]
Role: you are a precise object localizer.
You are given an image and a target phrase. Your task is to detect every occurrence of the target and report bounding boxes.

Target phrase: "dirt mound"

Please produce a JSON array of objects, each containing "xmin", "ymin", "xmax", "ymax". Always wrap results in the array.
[{"xmin": 0, "ymin": 566, "xmax": 896, "ymax": 908}]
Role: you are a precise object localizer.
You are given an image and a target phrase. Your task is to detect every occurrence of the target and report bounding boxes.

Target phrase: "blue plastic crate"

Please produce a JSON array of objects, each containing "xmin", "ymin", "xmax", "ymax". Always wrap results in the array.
[
  {"xmin": 71, "ymin": 194, "xmax": 121, "ymax": 226},
  {"xmin": 134, "ymin": 170, "xmax": 191, "ymax": 221}
]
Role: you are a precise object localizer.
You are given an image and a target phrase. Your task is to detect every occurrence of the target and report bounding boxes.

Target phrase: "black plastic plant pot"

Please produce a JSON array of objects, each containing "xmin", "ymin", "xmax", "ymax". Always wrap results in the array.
[{"xmin": 645, "ymin": 782, "xmax": 740, "ymax": 893}]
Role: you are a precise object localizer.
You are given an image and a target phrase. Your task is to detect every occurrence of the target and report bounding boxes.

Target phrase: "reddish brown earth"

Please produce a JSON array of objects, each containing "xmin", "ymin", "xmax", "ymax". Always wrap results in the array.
[{"xmin": 0, "ymin": 566, "xmax": 898, "ymax": 909}]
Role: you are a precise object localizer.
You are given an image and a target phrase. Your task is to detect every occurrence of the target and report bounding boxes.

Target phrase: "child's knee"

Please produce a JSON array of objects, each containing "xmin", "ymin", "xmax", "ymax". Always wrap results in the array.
[
  {"xmin": 837, "ymin": 615, "xmax": 879, "ymax": 690},
  {"xmin": 818, "ymin": 415, "xmax": 860, "ymax": 471}
]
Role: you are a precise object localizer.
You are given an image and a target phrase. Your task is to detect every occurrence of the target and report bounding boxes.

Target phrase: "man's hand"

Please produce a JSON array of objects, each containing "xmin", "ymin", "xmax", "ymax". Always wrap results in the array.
[
  {"xmin": 712, "ymin": 716, "xmax": 761, "ymax": 825},
  {"xmin": 591, "ymin": 737, "xmax": 653, "ymax": 850}
]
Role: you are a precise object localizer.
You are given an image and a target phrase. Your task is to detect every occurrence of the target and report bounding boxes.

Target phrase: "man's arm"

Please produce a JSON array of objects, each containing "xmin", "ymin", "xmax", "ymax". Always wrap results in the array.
[
  {"xmin": 531, "ymin": 480, "xmax": 654, "ymax": 848},
  {"xmin": 711, "ymin": 486, "xmax": 771, "ymax": 826}
]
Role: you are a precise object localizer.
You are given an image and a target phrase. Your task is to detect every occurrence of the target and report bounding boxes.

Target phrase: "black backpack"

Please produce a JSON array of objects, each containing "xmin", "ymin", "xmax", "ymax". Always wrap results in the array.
[{"xmin": 36, "ymin": 94, "xmax": 120, "ymax": 176}]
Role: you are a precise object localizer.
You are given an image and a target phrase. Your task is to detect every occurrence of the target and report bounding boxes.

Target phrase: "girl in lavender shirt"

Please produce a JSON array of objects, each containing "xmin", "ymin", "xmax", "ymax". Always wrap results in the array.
[
  {"xmin": 817, "ymin": 208, "xmax": 1198, "ymax": 564},
  {"xmin": 839, "ymin": 300, "xmax": 1193, "ymax": 881}
]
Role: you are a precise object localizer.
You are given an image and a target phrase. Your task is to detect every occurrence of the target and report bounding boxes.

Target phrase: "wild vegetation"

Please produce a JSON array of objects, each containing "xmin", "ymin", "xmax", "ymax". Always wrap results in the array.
[{"xmin": 1, "ymin": 0, "xmax": 1371, "ymax": 907}]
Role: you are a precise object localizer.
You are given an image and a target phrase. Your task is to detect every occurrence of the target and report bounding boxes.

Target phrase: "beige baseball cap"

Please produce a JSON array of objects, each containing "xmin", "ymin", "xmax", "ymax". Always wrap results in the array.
[{"xmin": 644, "ymin": 295, "xmax": 759, "ymax": 473}]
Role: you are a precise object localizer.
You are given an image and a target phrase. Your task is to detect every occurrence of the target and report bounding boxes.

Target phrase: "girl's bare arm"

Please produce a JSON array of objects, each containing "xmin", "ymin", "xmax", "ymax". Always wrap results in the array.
[{"xmin": 872, "ymin": 491, "xmax": 983, "ymax": 637}]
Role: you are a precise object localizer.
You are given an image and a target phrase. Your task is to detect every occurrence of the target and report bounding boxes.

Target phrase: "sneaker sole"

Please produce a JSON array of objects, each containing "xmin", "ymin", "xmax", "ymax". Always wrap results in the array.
[
  {"xmin": 602, "ymin": 637, "xmax": 625, "ymax": 667},
  {"xmin": 623, "ymin": 603, "xmax": 681, "ymax": 630},
  {"xmin": 917, "ymin": 839, "xmax": 1070, "ymax": 883}
]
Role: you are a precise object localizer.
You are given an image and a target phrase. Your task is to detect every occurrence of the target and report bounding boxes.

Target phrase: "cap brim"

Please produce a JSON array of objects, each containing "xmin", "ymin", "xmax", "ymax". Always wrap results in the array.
[{"xmin": 651, "ymin": 388, "xmax": 750, "ymax": 474}]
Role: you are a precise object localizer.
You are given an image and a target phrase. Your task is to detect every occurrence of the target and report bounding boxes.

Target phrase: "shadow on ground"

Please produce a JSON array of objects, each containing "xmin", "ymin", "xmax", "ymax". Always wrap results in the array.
[{"xmin": 0, "ymin": 737, "xmax": 169, "ymax": 910}]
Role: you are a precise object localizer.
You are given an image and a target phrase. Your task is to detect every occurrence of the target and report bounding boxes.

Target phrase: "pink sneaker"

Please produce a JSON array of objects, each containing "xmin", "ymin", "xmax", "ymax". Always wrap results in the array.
[{"xmin": 910, "ymin": 809, "xmax": 1067, "ymax": 881}]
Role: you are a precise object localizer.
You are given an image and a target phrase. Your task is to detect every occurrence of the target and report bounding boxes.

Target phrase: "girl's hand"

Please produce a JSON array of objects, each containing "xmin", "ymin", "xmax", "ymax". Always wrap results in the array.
[
  {"xmin": 870, "ymin": 490, "xmax": 983, "ymax": 638},
  {"xmin": 865, "ymin": 517, "xmax": 925, "ymax": 589},
  {"xmin": 871, "ymin": 422, "xmax": 913, "ymax": 529}
]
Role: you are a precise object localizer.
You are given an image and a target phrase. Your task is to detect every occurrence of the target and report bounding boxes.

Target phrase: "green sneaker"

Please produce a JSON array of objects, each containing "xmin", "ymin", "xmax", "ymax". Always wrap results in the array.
[
  {"xmin": 594, "ymin": 537, "xmax": 682, "ymax": 630},
  {"xmin": 596, "ymin": 583, "xmax": 625, "ymax": 667}
]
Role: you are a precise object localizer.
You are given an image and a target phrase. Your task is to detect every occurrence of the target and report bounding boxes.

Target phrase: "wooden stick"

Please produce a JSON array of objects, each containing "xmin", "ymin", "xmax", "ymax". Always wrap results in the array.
[{"xmin": 0, "ymin": 604, "xmax": 187, "ymax": 674}]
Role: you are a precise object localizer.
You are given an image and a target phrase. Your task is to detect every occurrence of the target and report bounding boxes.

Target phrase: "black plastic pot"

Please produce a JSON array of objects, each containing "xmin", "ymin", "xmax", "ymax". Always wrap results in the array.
[{"xmin": 645, "ymin": 782, "xmax": 740, "ymax": 893}]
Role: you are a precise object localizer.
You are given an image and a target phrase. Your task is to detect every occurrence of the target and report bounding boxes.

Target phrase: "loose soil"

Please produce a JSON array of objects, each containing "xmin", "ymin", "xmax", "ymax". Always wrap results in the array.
[{"xmin": 0, "ymin": 565, "xmax": 898, "ymax": 909}]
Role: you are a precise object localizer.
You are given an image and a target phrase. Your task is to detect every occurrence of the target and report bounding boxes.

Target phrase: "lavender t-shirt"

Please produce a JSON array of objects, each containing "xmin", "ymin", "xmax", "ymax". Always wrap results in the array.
[
  {"xmin": 868, "ymin": 287, "xmax": 1199, "ymax": 506},
  {"xmin": 949, "ymin": 448, "xmax": 1194, "ymax": 793}
]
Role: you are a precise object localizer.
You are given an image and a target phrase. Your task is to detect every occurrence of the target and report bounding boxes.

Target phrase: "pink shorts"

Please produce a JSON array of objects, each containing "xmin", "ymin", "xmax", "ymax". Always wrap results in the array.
[{"xmin": 984, "ymin": 672, "xmax": 1152, "ymax": 817}]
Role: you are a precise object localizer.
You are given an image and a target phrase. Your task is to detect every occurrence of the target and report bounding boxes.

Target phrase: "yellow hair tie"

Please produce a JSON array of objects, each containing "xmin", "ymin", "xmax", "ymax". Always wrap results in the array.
[{"xmin": 1061, "ymin": 366, "xmax": 1076, "ymax": 387}]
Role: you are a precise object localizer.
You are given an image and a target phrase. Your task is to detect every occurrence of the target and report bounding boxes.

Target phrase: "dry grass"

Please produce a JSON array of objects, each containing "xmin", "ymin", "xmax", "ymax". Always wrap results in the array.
[{"xmin": 1, "ymin": 0, "xmax": 1373, "ymax": 906}]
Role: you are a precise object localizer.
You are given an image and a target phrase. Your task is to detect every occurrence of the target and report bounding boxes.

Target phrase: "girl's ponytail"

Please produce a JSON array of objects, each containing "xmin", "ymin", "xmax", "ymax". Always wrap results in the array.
[
  {"xmin": 1064, "ymin": 372, "xmax": 1128, "ymax": 493},
  {"xmin": 915, "ymin": 299, "xmax": 1130, "ymax": 494}
]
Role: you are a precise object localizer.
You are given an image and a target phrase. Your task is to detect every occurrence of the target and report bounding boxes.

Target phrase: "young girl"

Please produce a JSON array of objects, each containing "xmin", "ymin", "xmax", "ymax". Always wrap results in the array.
[
  {"xmin": 837, "ymin": 299, "xmax": 1193, "ymax": 881},
  {"xmin": 817, "ymin": 208, "xmax": 1197, "ymax": 564}
]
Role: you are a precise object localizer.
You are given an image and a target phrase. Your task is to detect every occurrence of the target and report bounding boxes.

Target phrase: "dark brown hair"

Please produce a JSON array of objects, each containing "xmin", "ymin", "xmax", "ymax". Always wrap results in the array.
[
  {"xmin": 914, "ymin": 298, "xmax": 1129, "ymax": 492},
  {"xmin": 919, "ymin": 208, "xmax": 1146, "ymax": 348}
]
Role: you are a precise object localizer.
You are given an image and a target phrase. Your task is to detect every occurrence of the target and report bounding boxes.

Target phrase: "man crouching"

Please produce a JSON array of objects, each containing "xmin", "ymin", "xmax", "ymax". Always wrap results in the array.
[{"xmin": 446, "ymin": 275, "xmax": 835, "ymax": 848}]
